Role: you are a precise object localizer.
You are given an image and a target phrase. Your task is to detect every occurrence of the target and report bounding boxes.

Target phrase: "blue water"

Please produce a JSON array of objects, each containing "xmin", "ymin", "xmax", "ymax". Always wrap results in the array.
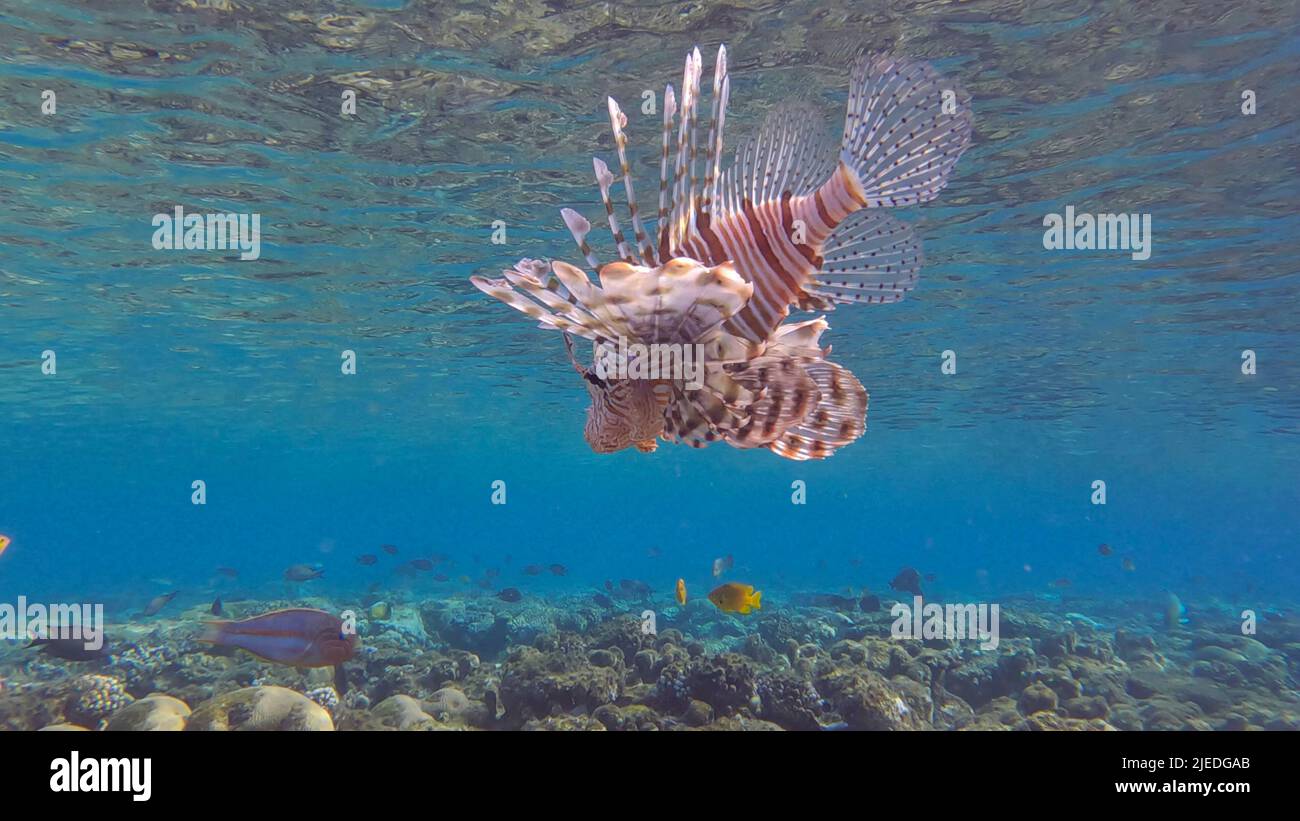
[{"xmin": 2, "ymin": 0, "xmax": 1298, "ymax": 619}]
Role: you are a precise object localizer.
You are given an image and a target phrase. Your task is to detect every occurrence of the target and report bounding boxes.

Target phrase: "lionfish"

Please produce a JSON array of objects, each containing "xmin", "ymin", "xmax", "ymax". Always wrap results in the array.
[{"xmin": 471, "ymin": 47, "xmax": 971, "ymax": 460}]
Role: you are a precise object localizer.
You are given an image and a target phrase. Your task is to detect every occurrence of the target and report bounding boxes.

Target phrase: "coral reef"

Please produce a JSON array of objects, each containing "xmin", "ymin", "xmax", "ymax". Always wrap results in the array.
[{"xmin": 0, "ymin": 591, "xmax": 1296, "ymax": 731}]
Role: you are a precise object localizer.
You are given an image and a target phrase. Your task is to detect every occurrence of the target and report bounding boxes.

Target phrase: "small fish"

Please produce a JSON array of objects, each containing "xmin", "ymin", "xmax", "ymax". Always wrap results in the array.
[
  {"xmin": 199, "ymin": 608, "xmax": 357, "ymax": 693},
  {"xmin": 1097, "ymin": 543, "xmax": 1113, "ymax": 557},
  {"xmin": 0, "ymin": 534, "xmax": 11, "ymax": 558},
  {"xmin": 592, "ymin": 593, "xmax": 613, "ymax": 608},
  {"xmin": 859, "ymin": 593, "xmax": 882, "ymax": 613},
  {"xmin": 523, "ymin": 565, "xmax": 544, "ymax": 576},
  {"xmin": 1121, "ymin": 557, "xmax": 1137, "ymax": 572},
  {"xmin": 433, "ymin": 573, "xmax": 449, "ymax": 582},
  {"xmin": 1050, "ymin": 577, "xmax": 1073, "ymax": 589},
  {"xmin": 497, "ymin": 588, "xmax": 523, "ymax": 603},
  {"xmin": 356, "ymin": 554, "xmax": 378, "ymax": 566},
  {"xmin": 284, "ymin": 564, "xmax": 324, "ymax": 582},
  {"xmin": 889, "ymin": 567, "xmax": 923, "ymax": 597},
  {"xmin": 369, "ymin": 601, "xmax": 392, "ymax": 620},
  {"xmin": 210, "ymin": 597, "xmax": 223, "ymax": 617},
  {"xmin": 604, "ymin": 579, "xmax": 614, "ymax": 592},
  {"xmin": 140, "ymin": 591, "xmax": 178, "ymax": 617},
  {"xmin": 619, "ymin": 579, "xmax": 651, "ymax": 597},
  {"xmin": 1162, "ymin": 592, "xmax": 1188, "ymax": 630},
  {"xmin": 712, "ymin": 555, "xmax": 734, "ymax": 578},
  {"xmin": 800, "ymin": 593, "xmax": 858, "ymax": 611},
  {"xmin": 708, "ymin": 583, "xmax": 762, "ymax": 615},
  {"xmin": 27, "ymin": 635, "xmax": 109, "ymax": 661},
  {"xmin": 548, "ymin": 564, "xmax": 567, "ymax": 577},
  {"xmin": 676, "ymin": 578, "xmax": 687, "ymax": 606},
  {"xmin": 429, "ymin": 553, "xmax": 451, "ymax": 564},
  {"xmin": 408, "ymin": 559, "xmax": 434, "ymax": 571},
  {"xmin": 381, "ymin": 544, "xmax": 399, "ymax": 556},
  {"xmin": 214, "ymin": 566, "xmax": 239, "ymax": 579}
]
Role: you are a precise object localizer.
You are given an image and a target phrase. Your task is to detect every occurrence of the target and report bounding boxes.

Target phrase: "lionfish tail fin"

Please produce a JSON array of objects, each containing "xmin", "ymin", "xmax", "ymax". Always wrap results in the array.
[{"xmin": 839, "ymin": 54, "xmax": 972, "ymax": 208}]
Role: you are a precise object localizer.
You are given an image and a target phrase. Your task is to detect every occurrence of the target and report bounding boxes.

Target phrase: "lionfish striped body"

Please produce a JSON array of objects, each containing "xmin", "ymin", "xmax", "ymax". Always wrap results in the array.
[{"xmin": 471, "ymin": 47, "xmax": 971, "ymax": 460}]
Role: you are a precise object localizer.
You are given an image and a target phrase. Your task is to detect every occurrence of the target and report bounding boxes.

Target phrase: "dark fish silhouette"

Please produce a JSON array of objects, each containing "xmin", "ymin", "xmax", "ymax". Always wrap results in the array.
[
  {"xmin": 409, "ymin": 559, "xmax": 433, "ymax": 571},
  {"xmin": 548, "ymin": 564, "xmax": 567, "ymax": 576},
  {"xmin": 381, "ymin": 544, "xmax": 399, "ymax": 555},
  {"xmin": 889, "ymin": 567, "xmax": 923, "ymax": 597},
  {"xmin": 497, "ymin": 588, "xmax": 522, "ymax": 603},
  {"xmin": 523, "ymin": 565, "xmax": 544, "ymax": 576},
  {"xmin": 356, "ymin": 554, "xmax": 378, "ymax": 566},
  {"xmin": 799, "ymin": 593, "xmax": 858, "ymax": 611},
  {"xmin": 28, "ymin": 635, "xmax": 109, "ymax": 661},
  {"xmin": 140, "ymin": 591, "xmax": 178, "ymax": 617},
  {"xmin": 284, "ymin": 564, "xmax": 323, "ymax": 582},
  {"xmin": 592, "ymin": 593, "xmax": 613, "ymax": 608},
  {"xmin": 214, "ymin": 567, "xmax": 239, "ymax": 579},
  {"xmin": 1098, "ymin": 543, "xmax": 1113, "ymax": 556},
  {"xmin": 859, "ymin": 593, "xmax": 882, "ymax": 612},
  {"xmin": 211, "ymin": 597, "xmax": 223, "ymax": 616},
  {"xmin": 433, "ymin": 573, "xmax": 449, "ymax": 582}
]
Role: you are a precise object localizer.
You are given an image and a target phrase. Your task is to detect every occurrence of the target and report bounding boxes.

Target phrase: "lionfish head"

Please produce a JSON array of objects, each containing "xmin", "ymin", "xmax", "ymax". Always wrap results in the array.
[{"xmin": 578, "ymin": 364, "xmax": 664, "ymax": 454}]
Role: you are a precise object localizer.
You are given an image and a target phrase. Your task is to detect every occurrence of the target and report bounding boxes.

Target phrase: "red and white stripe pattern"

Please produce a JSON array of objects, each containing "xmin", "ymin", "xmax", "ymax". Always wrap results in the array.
[{"xmin": 470, "ymin": 45, "xmax": 971, "ymax": 460}]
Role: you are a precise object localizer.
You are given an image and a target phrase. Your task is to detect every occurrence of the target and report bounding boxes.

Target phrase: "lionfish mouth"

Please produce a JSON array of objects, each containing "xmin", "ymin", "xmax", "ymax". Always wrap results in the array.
[{"xmin": 470, "ymin": 46, "xmax": 972, "ymax": 460}]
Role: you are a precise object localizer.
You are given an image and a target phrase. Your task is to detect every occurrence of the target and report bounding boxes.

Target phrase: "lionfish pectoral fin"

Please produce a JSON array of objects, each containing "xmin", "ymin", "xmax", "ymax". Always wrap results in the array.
[
  {"xmin": 723, "ymin": 354, "xmax": 821, "ymax": 450},
  {"xmin": 767, "ymin": 358, "xmax": 868, "ymax": 461}
]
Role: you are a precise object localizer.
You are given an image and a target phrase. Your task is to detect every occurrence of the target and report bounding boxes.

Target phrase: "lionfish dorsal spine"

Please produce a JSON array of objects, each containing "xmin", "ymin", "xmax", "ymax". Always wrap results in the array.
[
  {"xmin": 606, "ymin": 97, "xmax": 653, "ymax": 266},
  {"xmin": 655, "ymin": 84, "xmax": 677, "ymax": 265},
  {"xmin": 592, "ymin": 157, "xmax": 635, "ymax": 265},
  {"xmin": 560, "ymin": 207, "xmax": 601, "ymax": 271},
  {"xmin": 699, "ymin": 44, "xmax": 728, "ymax": 219}
]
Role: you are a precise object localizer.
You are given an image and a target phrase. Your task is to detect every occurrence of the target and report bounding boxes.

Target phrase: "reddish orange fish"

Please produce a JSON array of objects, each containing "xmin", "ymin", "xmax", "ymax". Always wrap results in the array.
[{"xmin": 1097, "ymin": 543, "xmax": 1113, "ymax": 556}]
